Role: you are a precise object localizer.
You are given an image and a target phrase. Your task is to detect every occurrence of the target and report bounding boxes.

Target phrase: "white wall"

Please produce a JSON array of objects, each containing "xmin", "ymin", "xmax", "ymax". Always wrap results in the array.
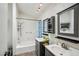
[
  {"xmin": 17, "ymin": 13, "xmax": 37, "ymax": 20},
  {"xmin": 0, "ymin": 3, "xmax": 16, "ymax": 56},
  {"xmin": 0, "ymin": 3, "xmax": 8, "ymax": 56},
  {"xmin": 7, "ymin": 3, "xmax": 13, "ymax": 49},
  {"xmin": 38, "ymin": 3, "xmax": 79, "ymax": 50}
]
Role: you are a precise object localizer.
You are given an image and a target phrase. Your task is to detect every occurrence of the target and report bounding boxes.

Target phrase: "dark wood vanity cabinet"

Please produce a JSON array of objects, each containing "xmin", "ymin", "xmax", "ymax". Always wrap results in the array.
[
  {"xmin": 35, "ymin": 40, "xmax": 45, "ymax": 56},
  {"xmin": 35, "ymin": 40, "xmax": 39, "ymax": 56},
  {"xmin": 35, "ymin": 39, "xmax": 55, "ymax": 56}
]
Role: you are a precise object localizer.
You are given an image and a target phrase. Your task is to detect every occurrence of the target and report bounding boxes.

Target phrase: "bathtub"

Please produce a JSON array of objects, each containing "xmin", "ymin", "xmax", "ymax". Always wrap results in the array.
[{"xmin": 15, "ymin": 43, "xmax": 35, "ymax": 54}]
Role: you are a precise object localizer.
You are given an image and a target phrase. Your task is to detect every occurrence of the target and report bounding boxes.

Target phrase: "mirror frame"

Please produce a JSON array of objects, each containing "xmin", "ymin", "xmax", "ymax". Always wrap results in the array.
[{"xmin": 57, "ymin": 3, "xmax": 79, "ymax": 37}]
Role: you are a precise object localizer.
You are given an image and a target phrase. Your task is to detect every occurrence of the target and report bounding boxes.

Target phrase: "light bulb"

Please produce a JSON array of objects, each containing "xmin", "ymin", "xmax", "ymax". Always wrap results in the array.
[{"xmin": 40, "ymin": 3, "xmax": 43, "ymax": 7}]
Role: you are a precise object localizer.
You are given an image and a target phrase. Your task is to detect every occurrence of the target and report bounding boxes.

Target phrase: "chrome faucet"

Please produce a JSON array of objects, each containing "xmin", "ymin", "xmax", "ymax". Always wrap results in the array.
[{"xmin": 61, "ymin": 43, "xmax": 69, "ymax": 50}]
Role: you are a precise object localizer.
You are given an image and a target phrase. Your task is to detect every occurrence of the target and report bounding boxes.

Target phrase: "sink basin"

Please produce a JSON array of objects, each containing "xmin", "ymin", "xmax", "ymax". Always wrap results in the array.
[{"xmin": 51, "ymin": 45, "xmax": 70, "ymax": 55}]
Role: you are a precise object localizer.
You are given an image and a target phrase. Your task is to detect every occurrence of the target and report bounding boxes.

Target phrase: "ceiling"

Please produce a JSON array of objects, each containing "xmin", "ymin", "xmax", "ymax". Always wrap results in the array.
[{"xmin": 16, "ymin": 3, "xmax": 56, "ymax": 19}]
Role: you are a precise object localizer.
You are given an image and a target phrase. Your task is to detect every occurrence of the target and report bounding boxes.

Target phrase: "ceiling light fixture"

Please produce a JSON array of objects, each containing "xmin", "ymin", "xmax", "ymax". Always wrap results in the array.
[
  {"xmin": 36, "ymin": 3, "xmax": 43, "ymax": 13},
  {"xmin": 39, "ymin": 3, "xmax": 43, "ymax": 7}
]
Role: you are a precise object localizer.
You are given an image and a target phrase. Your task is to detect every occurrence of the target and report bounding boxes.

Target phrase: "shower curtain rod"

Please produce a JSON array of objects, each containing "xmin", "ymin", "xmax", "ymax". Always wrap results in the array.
[{"xmin": 16, "ymin": 17, "xmax": 41, "ymax": 21}]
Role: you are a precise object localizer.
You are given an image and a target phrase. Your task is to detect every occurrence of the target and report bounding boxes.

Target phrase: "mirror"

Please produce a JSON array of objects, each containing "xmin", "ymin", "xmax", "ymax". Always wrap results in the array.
[
  {"xmin": 57, "ymin": 4, "xmax": 79, "ymax": 39},
  {"xmin": 59, "ymin": 9, "xmax": 74, "ymax": 34}
]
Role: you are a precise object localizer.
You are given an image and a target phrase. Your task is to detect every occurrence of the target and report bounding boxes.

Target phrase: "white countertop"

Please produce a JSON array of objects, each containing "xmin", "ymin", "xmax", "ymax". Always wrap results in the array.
[
  {"xmin": 35, "ymin": 38, "xmax": 45, "ymax": 42},
  {"xmin": 45, "ymin": 44, "xmax": 79, "ymax": 56}
]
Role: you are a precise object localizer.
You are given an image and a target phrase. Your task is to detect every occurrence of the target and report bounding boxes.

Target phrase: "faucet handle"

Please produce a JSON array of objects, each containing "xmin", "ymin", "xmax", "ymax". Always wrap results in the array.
[
  {"xmin": 61, "ymin": 43, "xmax": 69, "ymax": 50},
  {"xmin": 61, "ymin": 43, "xmax": 65, "ymax": 48}
]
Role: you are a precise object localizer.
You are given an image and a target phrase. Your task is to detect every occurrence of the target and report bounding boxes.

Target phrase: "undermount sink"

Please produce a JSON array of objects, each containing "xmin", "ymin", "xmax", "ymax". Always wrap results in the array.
[
  {"xmin": 45, "ymin": 44, "xmax": 79, "ymax": 56},
  {"xmin": 51, "ymin": 45, "xmax": 69, "ymax": 51},
  {"xmin": 50, "ymin": 45, "xmax": 70, "ymax": 55}
]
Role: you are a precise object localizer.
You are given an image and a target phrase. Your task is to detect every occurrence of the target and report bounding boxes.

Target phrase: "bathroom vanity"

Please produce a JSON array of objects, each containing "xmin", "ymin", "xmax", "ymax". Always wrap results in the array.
[{"xmin": 35, "ymin": 38, "xmax": 79, "ymax": 56}]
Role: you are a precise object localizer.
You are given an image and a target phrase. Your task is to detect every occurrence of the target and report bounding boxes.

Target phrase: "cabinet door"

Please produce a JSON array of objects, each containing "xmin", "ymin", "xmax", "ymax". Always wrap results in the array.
[
  {"xmin": 35, "ymin": 40, "xmax": 39, "ymax": 56},
  {"xmin": 35, "ymin": 40, "xmax": 45, "ymax": 56},
  {"xmin": 40, "ymin": 42, "xmax": 45, "ymax": 56},
  {"xmin": 45, "ymin": 48, "xmax": 55, "ymax": 56}
]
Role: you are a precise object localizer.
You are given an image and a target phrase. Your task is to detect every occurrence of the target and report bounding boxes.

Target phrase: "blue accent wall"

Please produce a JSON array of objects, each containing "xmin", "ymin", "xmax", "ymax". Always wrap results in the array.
[{"xmin": 36, "ymin": 21, "xmax": 43, "ymax": 38}]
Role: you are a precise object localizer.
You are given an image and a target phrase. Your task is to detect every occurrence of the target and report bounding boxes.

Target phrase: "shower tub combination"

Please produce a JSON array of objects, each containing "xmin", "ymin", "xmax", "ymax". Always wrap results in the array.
[
  {"xmin": 16, "ymin": 19, "xmax": 37, "ymax": 55},
  {"xmin": 16, "ymin": 42, "xmax": 35, "ymax": 55},
  {"xmin": 15, "ymin": 33, "xmax": 36, "ymax": 55}
]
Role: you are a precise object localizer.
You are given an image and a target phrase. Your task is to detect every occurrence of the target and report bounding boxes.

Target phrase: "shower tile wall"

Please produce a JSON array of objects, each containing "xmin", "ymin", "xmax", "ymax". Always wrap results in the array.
[{"xmin": 17, "ymin": 19, "xmax": 37, "ymax": 45}]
